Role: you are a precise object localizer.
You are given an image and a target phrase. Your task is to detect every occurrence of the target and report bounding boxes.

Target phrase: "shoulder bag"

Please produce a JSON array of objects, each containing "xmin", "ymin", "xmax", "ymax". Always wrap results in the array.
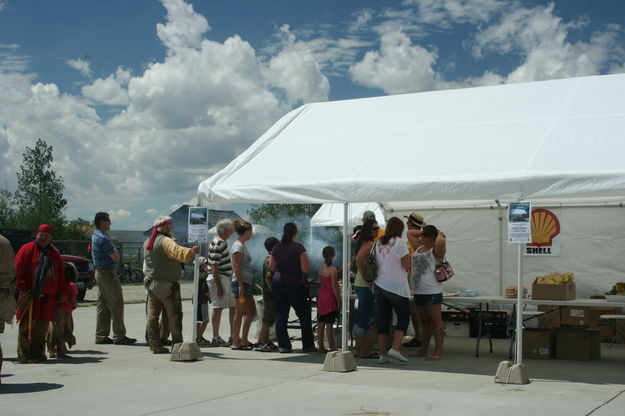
[
  {"xmin": 361, "ymin": 241, "xmax": 378, "ymax": 283},
  {"xmin": 434, "ymin": 259, "xmax": 454, "ymax": 282}
]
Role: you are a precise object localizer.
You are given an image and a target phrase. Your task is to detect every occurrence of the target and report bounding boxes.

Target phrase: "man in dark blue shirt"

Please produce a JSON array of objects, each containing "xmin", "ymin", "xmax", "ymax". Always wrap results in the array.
[{"xmin": 92, "ymin": 212, "xmax": 135, "ymax": 345}]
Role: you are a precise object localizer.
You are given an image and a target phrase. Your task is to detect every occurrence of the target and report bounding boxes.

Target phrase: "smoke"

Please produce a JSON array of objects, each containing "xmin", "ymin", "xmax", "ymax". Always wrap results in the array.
[{"xmin": 242, "ymin": 214, "xmax": 345, "ymax": 284}]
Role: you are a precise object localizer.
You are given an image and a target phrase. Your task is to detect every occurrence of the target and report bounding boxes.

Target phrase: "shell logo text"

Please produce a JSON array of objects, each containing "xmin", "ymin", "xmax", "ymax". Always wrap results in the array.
[{"xmin": 528, "ymin": 209, "xmax": 560, "ymax": 246}]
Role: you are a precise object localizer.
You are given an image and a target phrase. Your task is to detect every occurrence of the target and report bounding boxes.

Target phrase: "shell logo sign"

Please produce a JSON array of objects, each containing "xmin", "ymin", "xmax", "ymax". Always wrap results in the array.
[{"xmin": 525, "ymin": 209, "xmax": 561, "ymax": 256}]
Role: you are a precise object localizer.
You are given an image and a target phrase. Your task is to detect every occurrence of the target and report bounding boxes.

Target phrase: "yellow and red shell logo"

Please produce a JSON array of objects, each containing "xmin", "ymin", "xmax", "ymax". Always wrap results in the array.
[{"xmin": 528, "ymin": 209, "xmax": 560, "ymax": 246}]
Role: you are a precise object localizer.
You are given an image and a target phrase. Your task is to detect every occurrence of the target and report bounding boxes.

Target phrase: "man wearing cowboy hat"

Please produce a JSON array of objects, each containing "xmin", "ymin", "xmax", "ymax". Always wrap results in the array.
[
  {"xmin": 92, "ymin": 212, "xmax": 136, "ymax": 345},
  {"xmin": 14, "ymin": 224, "xmax": 66, "ymax": 363}
]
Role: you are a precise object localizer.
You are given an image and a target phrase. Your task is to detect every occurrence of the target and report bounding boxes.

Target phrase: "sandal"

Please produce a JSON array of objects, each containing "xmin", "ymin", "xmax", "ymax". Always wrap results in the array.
[
  {"xmin": 362, "ymin": 352, "xmax": 379, "ymax": 359},
  {"xmin": 231, "ymin": 344, "xmax": 254, "ymax": 351}
]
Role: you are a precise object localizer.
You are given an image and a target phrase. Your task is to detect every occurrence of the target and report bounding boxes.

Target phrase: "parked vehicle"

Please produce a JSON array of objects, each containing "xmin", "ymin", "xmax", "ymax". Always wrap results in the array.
[{"xmin": 60, "ymin": 254, "xmax": 95, "ymax": 301}]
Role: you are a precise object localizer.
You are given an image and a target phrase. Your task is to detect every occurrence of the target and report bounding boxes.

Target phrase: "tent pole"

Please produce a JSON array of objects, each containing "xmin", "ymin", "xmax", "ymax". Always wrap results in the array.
[
  {"xmin": 341, "ymin": 202, "xmax": 349, "ymax": 351},
  {"xmin": 515, "ymin": 243, "xmax": 523, "ymax": 365},
  {"xmin": 497, "ymin": 200, "xmax": 504, "ymax": 296}
]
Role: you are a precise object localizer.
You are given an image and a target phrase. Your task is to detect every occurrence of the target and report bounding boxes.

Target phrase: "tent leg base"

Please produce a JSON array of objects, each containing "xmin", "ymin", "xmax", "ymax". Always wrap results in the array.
[
  {"xmin": 494, "ymin": 360, "xmax": 530, "ymax": 384},
  {"xmin": 321, "ymin": 351, "xmax": 356, "ymax": 372},
  {"xmin": 170, "ymin": 342, "xmax": 203, "ymax": 361}
]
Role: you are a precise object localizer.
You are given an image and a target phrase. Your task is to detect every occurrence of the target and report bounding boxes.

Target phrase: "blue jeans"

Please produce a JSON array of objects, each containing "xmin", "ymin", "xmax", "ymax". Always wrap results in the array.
[
  {"xmin": 353, "ymin": 286, "xmax": 375, "ymax": 336},
  {"xmin": 271, "ymin": 280, "xmax": 314, "ymax": 351},
  {"xmin": 373, "ymin": 284, "xmax": 410, "ymax": 334}
]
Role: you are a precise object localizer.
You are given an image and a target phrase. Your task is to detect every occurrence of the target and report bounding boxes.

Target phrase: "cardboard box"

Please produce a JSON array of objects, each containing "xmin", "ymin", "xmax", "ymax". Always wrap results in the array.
[
  {"xmin": 537, "ymin": 305, "xmax": 561, "ymax": 328},
  {"xmin": 560, "ymin": 306, "xmax": 588, "ymax": 326},
  {"xmin": 523, "ymin": 328, "xmax": 555, "ymax": 359},
  {"xmin": 532, "ymin": 279, "xmax": 576, "ymax": 300},
  {"xmin": 554, "ymin": 327, "xmax": 601, "ymax": 361},
  {"xmin": 445, "ymin": 321, "xmax": 470, "ymax": 338}
]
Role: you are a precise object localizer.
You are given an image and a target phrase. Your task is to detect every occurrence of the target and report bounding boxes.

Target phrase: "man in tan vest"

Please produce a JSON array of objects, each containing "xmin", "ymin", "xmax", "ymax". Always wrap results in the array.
[
  {"xmin": 143, "ymin": 216, "xmax": 198, "ymax": 354},
  {"xmin": 0, "ymin": 233, "xmax": 16, "ymax": 380}
]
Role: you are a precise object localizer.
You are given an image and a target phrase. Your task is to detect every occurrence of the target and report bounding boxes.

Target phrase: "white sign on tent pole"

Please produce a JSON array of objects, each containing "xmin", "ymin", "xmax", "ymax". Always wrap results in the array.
[
  {"xmin": 188, "ymin": 207, "xmax": 209, "ymax": 242},
  {"xmin": 508, "ymin": 201, "xmax": 532, "ymax": 243}
]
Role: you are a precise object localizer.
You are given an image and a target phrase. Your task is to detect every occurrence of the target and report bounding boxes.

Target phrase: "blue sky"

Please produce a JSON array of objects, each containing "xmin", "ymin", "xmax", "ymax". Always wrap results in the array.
[{"xmin": 1, "ymin": 0, "xmax": 624, "ymax": 230}]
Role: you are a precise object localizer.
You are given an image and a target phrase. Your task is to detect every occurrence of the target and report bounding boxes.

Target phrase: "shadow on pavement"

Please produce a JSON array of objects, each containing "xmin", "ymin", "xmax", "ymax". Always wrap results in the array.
[{"xmin": 0, "ymin": 382, "xmax": 63, "ymax": 394}]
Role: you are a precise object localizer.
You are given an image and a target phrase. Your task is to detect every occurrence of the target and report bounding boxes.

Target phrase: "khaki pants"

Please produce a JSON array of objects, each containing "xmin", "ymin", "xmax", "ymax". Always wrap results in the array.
[
  {"xmin": 18, "ymin": 319, "xmax": 49, "ymax": 362},
  {"xmin": 95, "ymin": 267, "xmax": 127, "ymax": 342},
  {"xmin": 146, "ymin": 281, "xmax": 182, "ymax": 349}
]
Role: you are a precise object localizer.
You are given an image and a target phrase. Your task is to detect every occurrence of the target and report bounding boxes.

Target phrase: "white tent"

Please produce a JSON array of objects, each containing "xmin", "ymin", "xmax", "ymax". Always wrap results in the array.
[
  {"xmin": 197, "ymin": 74, "xmax": 625, "ymax": 367},
  {"xmin": 198, "ymin": 74, "xmax": 625, "ymax": 205}
]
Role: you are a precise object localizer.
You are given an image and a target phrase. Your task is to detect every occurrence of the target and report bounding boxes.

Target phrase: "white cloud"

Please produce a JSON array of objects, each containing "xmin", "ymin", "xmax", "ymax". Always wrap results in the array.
[
  {"xmin": 403, "ymin": 0, "xmax": 505, "ymax": 26},
  {"xmin": 145, "ymin": 208, "xmax": 159, "ymax": 216},
  {"xmin": 109, "ymin": 209, "xmax": 131, "ymax": 220},
  {"xmin": 0, "ymin": 44, "xmax": 29, "ymax": 73},
  {"xmin": 262, "ymin": 25, "xmax": 330, "ymax": 106},
  {"xmin": 472, "ymin": 3, "xmax": 625, "ymax": 83},
  {"xmin": 157, "ymin": 0, "xmax": 210, "ymax": 52},
  {"xmin": 66, "ymin": 58, "xmax": 92, "ymax": 78},
  {"xmin": 81, "ymin": 67, "xmax": 131, "ymax": 105},
  {"xmin": 350, "ymin": 29, "xmax": 442, "ymax": 94}
]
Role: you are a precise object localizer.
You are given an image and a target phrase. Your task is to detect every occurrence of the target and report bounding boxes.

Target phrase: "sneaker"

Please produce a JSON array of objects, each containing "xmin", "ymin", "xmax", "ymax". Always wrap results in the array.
[
  {"xmin": 302, "ymin": 346, "xmax": 317, "ymax": 353},
  {"xmin": 151, "ymin": 346, "xmax": 169, "ymax": 354},
  {"xmin": 402, "ymin": 338, "xmax": 422, "ymax": 348},
  {"xmin": 114, "ymin": 336, "xmax": 137, "ymax": 345},
  {"xmin": 388, "ymin": 348, "xmax": 408, "ymax": 362},
  {"xmin": 278, "ymin": 347, "xmax": 293, "ymax": 354},
  {"xmin": 211, "ymin": 336, "xmax": 229, "ymax": 347},
  {"xmin": 379, "ymin": 355, "xmax": 391, "ymax": 364},
  {"xmin": 196, "ymin": 337, "xmax": 210, "ymax": 345},
  {"xmin": 227, "ymin": 336, "xmax": 233, "ymax": 346},
  {"xmin": 95, "ymin": 337, "xmax": 114, "ymax": 345},
  {"xmin": 266, "ymin": 342, "xmax": 278, "ymax": 351}
]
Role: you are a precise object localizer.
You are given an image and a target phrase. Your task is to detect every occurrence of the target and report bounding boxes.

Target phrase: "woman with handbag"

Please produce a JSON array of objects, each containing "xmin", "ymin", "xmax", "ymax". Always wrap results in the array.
[
  {"xmin": 372, "ymin": 217, "xmax": 411, "ymax": 364},
  {"xmin": 353, "ymin": 219, "xmax": 380, "ymax": 359},
  {"xmin": 407, "ymin": 224, "xmax": 447, "ymax": 360}
]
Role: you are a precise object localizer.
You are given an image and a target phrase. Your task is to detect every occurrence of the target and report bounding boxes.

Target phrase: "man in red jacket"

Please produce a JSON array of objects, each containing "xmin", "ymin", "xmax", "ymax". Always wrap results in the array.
[{"xmin": 15, "ymin": 224, "xmax": 66, "ymax": 363}]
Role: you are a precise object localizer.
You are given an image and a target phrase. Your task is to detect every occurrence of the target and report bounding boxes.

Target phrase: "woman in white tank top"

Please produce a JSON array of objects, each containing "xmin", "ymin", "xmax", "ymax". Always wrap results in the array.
[{"xmin": 407, "ymin": 224, "xmax": 447, "ymax": 360}]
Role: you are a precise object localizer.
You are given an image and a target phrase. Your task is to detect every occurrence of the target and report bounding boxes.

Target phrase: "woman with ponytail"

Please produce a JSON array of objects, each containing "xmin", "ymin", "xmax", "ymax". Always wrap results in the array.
[
  {"xmin": 316, "ymin": 246, "xmax": 339, "ymax": 352},
  {"xmin": 268, "ymin": 222, "xmax": 315, "ymax": 353},
  {"xmin": 230, "ymin": 220, "xmax": 256, "ymax": 350}
]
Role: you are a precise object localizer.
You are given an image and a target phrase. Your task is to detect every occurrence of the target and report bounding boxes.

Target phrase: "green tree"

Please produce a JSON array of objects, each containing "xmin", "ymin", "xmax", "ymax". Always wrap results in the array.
[
  {"xmin": 0, "ymin": 187, "xmax": 16, "ymax": 228},
  {"xmin": 13, "ymin": 139, "xmax": 67, "ymax": 232}
]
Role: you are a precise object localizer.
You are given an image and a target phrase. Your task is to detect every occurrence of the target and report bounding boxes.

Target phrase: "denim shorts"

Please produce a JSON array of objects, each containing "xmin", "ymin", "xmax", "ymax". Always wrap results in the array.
[
  {"xmin": 413, "ymin": 293, "xmax": 443, "ymax": 306},
  {"xmin": 231, "ymin": 282, "xmax": 254, "ymax": 299}
]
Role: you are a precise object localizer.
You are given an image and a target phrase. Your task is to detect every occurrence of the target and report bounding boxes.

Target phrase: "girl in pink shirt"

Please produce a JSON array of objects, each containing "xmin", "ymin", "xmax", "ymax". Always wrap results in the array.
[{"xmin": 316, "ymin": 246, "xmax": 340, "ymax": 352}]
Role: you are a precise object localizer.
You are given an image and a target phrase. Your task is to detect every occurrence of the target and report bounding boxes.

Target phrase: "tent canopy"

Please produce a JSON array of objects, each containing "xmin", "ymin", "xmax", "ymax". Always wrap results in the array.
[
  {"xmin": 198, "ymin": 74, "xmax": 625, "ymax": 206},
  {"xmin": 311, "ymin": 203, "xmax": 386, "ymax": 228}
]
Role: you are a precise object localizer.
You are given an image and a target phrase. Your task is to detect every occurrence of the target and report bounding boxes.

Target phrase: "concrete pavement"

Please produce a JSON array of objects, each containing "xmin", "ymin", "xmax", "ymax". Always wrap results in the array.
[{"xmin": 1, "ymin": 297, "xmax": 624, "ymax": 415}]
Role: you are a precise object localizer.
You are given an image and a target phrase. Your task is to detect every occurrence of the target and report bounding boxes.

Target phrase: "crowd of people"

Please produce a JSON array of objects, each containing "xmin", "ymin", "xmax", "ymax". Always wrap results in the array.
[{"xmin": 0, "ymin": 209, "xmax": 449, "ymax": 376}]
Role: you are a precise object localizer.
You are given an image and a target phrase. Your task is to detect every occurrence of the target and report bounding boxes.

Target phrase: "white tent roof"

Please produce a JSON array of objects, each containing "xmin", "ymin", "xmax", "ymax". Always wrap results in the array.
[
  {"xmin": 311, "ymin": 203, "xmax": 386, "ymax": 228},
  {"xmin": 198, "ymin": 74, "xmax": 625, "ymax": 205}
]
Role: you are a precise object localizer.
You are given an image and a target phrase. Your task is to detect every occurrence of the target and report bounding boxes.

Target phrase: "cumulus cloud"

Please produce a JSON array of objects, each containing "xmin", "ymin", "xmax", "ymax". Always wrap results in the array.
[
  {"xmin": 156, "ymin": 0, "xmax": 210, "ymax": 52},
  {"xmin": 350, "ymin": 29, "xmax": 442, "ymax": 94},
  {"xmin": 82, "ymin": 67, "xmax": 131, "ymax": 105},
  {"xmin": 66, "ymin": 58, "xmax": 92, "ymax": 78},
  {"xmin": 262, "ymin": 25, "xmax": 330, "ymax": 106},
  {"xmin": 109, "ymin": 209, "xmax": 131, "ymax": 220},
  {"xmin": 471, "ymin": 3, "xmax": 625, "ymax": 83},
  {"xmin": 1, "ymin": 0, "xmax": 623, "ymax": 228}
]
